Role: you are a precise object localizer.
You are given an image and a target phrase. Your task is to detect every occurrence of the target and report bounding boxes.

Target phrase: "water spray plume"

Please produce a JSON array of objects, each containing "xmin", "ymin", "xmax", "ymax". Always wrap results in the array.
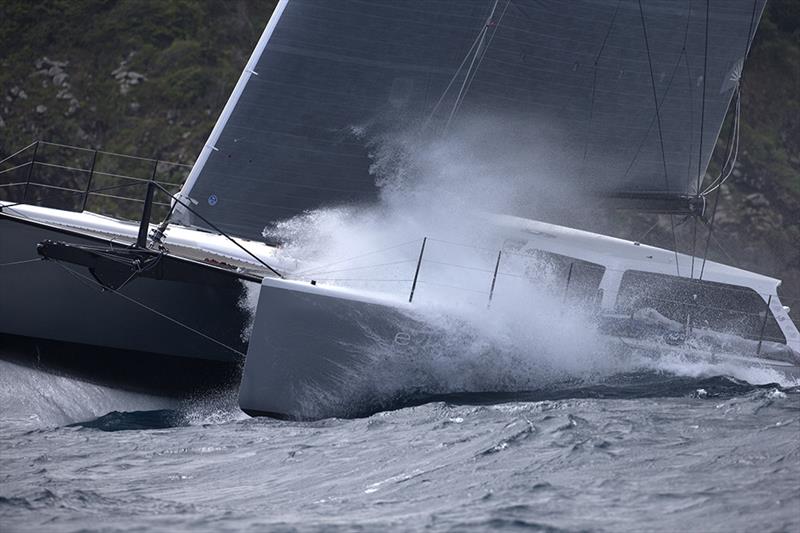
[{"xmin": 261, "ymin": 117, "xmax": 797, "ymax": 410}]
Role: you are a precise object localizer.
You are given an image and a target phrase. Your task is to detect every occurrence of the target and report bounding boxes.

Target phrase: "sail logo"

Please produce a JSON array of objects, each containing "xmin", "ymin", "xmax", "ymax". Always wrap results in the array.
[
  {"xmin": 208, "ymin": 194, "xmax": 218, "ymax": 206},
  {"xmin": 720, "ymin": 58, "xmax": 744, "ymax": 94}
]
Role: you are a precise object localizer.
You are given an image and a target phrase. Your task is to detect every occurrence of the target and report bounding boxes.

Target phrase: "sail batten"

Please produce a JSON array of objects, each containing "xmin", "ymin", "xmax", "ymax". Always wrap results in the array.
[{"xmin": 176, "ymin": 0, "xmax": 766, "ymax": 241}]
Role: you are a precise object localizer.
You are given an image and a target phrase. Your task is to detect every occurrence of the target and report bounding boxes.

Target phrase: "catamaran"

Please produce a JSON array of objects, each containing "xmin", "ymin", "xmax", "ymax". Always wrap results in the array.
[{"xmin": 1, "ymin": 0, "xmax": 797, "ymax": 412}]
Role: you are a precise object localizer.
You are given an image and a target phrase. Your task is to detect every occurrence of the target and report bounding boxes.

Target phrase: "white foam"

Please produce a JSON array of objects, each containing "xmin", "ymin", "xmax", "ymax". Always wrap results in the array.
[
  {"xmin": 0, "ymin": 359, "xmax": 175, "ymax": 429},
  {"xmin": 632, "ymin": 350, "xmax": 799, "ymax": 388},
  {"xmin": 180, "ymin": 387, "xmax": 248, "ymax": 426}
]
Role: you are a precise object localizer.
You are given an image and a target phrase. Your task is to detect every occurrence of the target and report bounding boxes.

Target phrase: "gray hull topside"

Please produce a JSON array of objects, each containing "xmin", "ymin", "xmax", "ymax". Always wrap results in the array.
[
  {"xmin": 239, "ymin": 278, "xmax": 800, "ymax": 421},
  {"xmin": 0, "ymin": 212, "xmax": 254, "ymax": 364},
  {"xmin": 239, "ymin": 280, "xmax": 420, "ymax": 420}
]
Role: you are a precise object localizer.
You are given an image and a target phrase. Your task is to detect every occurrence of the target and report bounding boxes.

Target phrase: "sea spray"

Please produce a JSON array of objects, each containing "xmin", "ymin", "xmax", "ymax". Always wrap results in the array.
[
  {"xmin": 181, "ymin": 385, "xmax": 248, "ymax": 426},
  {"xmin": 257, "ymin": 124, "xmax": 631, "ymax": 416},
  {"xmin": 263, "ymin": 113, "xmax": 590, "ymax": 284}
]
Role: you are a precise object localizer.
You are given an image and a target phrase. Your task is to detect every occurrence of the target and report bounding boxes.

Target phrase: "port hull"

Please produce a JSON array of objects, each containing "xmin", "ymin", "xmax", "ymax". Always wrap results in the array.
[{"xmin": 1, "ymin": 211, "xmax": 255, "ymax": 391}]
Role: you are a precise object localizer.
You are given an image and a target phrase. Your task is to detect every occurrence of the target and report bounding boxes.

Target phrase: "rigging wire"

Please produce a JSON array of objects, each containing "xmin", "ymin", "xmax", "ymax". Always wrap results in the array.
[
  {"xmin": 620, "ymin": 54, "xmax": 687, "ymax": 182},
  {"xmin": 699, "ymin": 0, "xmax": 759, "ymax": 279},
  {"xmin": 299, "ymin": 259, "xmax": 415, "ymax": 279},
  {"xmin": 699, "ymin": 182, "xmax": 724, "ymax": 281},
  {"xmin": 701, "ymin": 92, "xmax": 741, "ymax": 197},
  {"xmin": 696, "ymin": 0, "xmax": 711, "ymax": 194},
  {"xmin": 417, "ymin": 279, "xmax": 490, "ymax": 296},
  {"xmin": 0, "ymin": 161, "xmax": 32, "ymax": 176},
  {"xmin": 445, "ymin": 0, "xmax": 506, "ymax": 130},
  {"xmin": 153, "ymin": 182, "xmax": 283, "ymax": 278},
  {"xmin": 669, "ymin": 215, "xmax": 681, "ymax": 277},
  {"xmin": 638, "ymin": 0, "xmax": 681, "ymax": 276},
  {"xmin": 638, "ymin": 0, "xmax": 672, "ymax": 192},
  {"xmin": 444, "ymin": 3, "xmax": 494, "ymax": 128},
  {"xmin": 427, "ymin": 236, "xmax": 499, "ymax": 253},
  {"xmin": 293, "ymin": 238, "xmax": 422, "ymax": 277},
  {"xmin": 423, "ymin": 16, "xmax": 489, "ymax": 130},
  {"xmin": 0, "ymin": 257, "xmax": 43, "ymax": 268},
  {"xmin": 707, "ymin": 228, "xmax": 737, "ymax": 266},
  {"xmin": 689, "ymin": 0, "xmax": 712, "ymax": 279},
  {"xmin": 690, "ymin": 214, "xmax": 698, "ymax": 279},
  {"xmin": 423, "ymin": 258, "xmax": 494, "ymax": 274},
  {"xmin": 0, "ymin": 141, "xmax": 37, "ymax": 167},
  {"xmin": 683, "ymin": 0, "xmax": 696, "ymax": 193},
  {"xmin": 635, "ymin": 219, "xmax": 661, "ymax": 243},
  {"xmin": 582, "ymin": 0, "xmax": 622, "ymax": 167},
  {"xmin": 447, "ymin": 0, "xmax": 511, "ymax": 128},
  {"xmin": 38, "ymin": 140, "xmax": 193, "ymax": 167}
]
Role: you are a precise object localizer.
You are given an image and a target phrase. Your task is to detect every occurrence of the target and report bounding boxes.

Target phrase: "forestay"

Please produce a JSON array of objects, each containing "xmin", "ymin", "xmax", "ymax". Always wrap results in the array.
[{"xmin": 175, "ymin": 0, "xmax": 766, "ymax": 242}]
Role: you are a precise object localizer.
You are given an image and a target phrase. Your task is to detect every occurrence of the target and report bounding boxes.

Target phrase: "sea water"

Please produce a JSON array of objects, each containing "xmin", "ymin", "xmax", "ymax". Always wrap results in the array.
[{"xmin": 1, "ymin": 356, "xmax": 798, "ymax": 533}]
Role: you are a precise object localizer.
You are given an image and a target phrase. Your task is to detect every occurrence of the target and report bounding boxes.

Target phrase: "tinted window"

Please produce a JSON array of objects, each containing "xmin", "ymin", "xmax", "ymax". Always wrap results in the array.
[
  {"xmin": 502, "ymin": 242, "xmax": 605, "ymax": 308},
  {"xmin": 615, "ymin": 270, "xmax": 785, "ymax": 343}
]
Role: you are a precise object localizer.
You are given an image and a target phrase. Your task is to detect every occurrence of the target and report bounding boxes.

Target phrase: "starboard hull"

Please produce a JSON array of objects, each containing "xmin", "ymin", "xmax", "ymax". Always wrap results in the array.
[{"xmin": 239, "ymin": 278, "xmax": 800, "ymax": 421}]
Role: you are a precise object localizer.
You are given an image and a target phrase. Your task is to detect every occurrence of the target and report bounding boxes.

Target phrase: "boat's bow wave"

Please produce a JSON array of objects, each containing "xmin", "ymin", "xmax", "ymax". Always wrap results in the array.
[
  {"xmin": 67, "ymin": 374, "xmax": 797, "ymax": 430},
  {"xmin": 320, "ymin": 363, "xmax": 799, "ymax": 420},
  {"xmin": 383, "ymin": 374, "xmax": 798, "ymax": 415},
  {"xmin": 2, "ymin": 347, "xmax": 793, "ymax": 430},
  {"xmin": 332, "ymin": 339, "xmax": 800, "ymax": 418}
]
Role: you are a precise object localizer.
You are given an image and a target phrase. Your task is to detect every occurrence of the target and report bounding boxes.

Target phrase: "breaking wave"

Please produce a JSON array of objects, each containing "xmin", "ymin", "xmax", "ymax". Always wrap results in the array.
[
  {"xmin": 0, "ymin": 359, "xmax": 246, "ymax": 430},
  {"xmin": 0, "ymin": 359, "xmax": 176, "ymax": 429}
]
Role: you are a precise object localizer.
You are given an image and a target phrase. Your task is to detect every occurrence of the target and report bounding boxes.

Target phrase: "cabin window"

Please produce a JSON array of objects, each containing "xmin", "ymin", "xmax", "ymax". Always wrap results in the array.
[
  {"xmin": 502, "ymin": 241, "xmax": 605, "ymax": 308},
  {"xmin": 615, "ymin": 270, "xmax": 786, "ymax": 344}
]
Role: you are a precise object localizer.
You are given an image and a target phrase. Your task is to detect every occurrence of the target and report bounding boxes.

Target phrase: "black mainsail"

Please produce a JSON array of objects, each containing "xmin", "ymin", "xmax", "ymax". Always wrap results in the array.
[{"xmin": 174, "ymin": 0, "xmax": 766, "ymax": 242}]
